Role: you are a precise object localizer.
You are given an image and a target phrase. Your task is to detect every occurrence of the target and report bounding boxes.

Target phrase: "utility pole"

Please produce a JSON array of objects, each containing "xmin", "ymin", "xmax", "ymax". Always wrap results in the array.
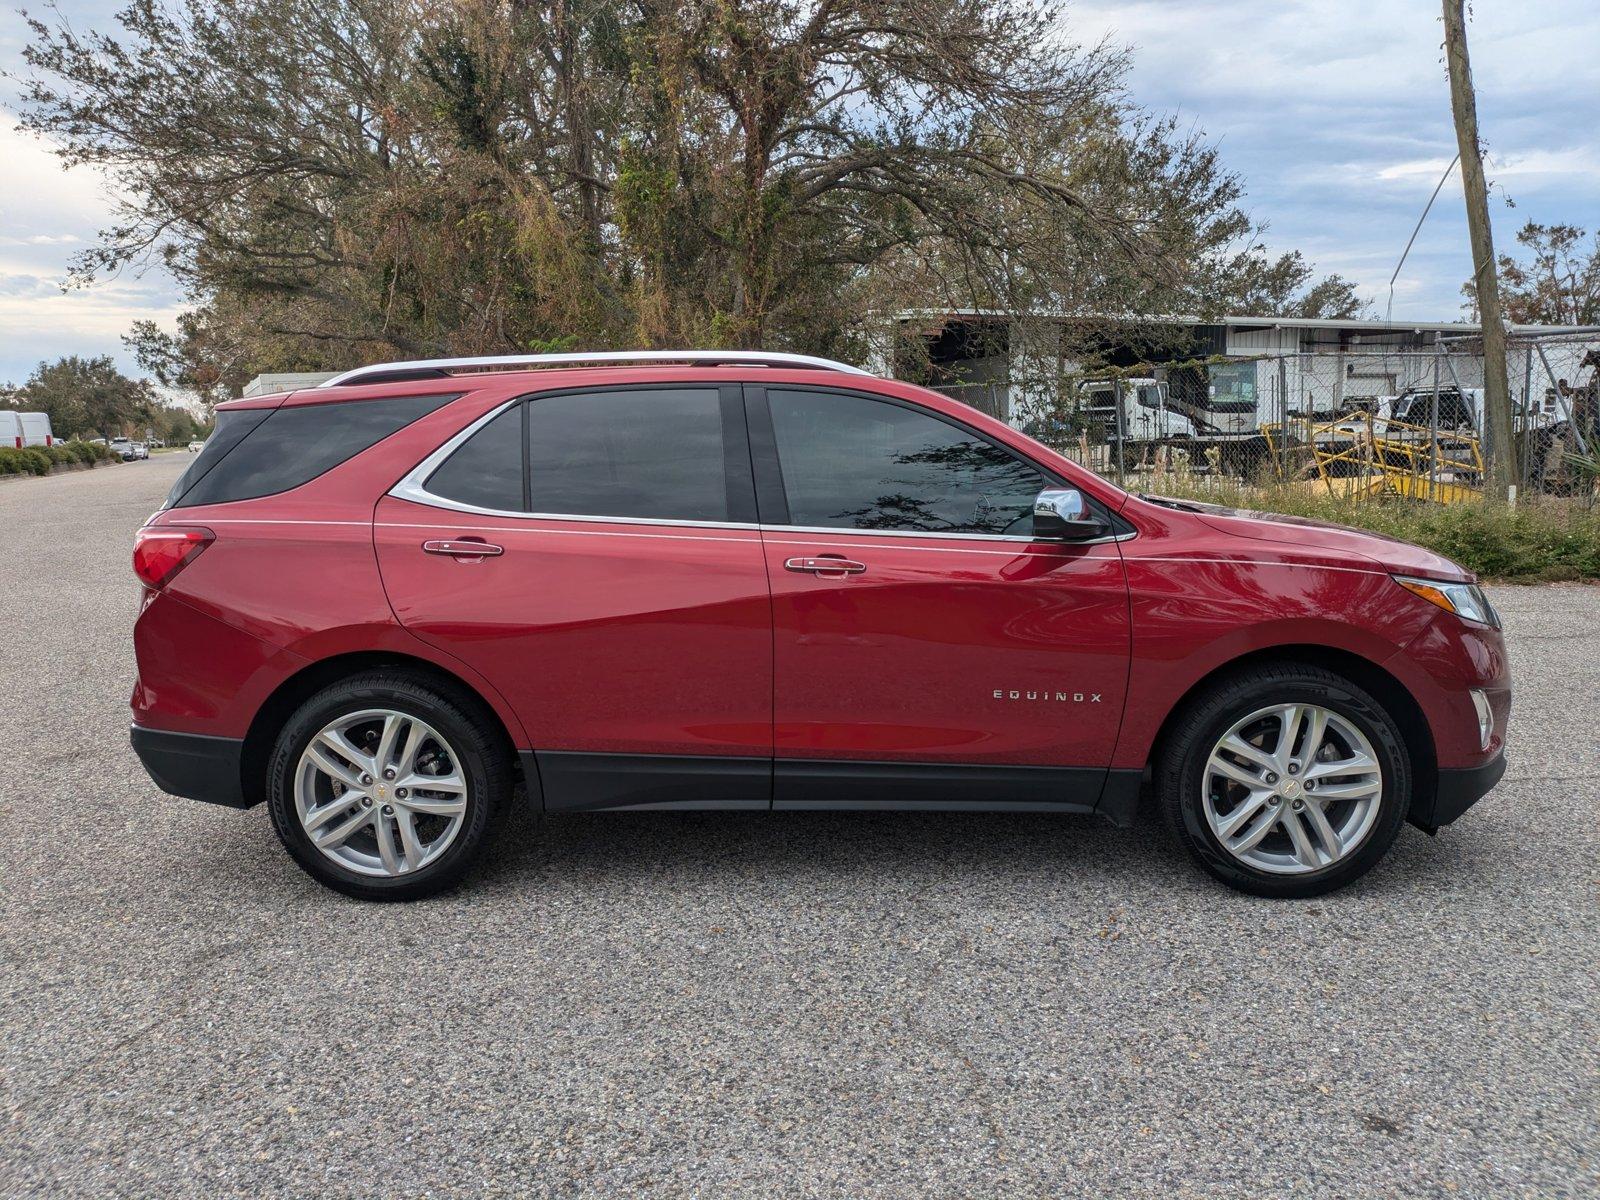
[{"xmin": 1441, "ymin": 0, "xmax": 1515, "ymax": 500}]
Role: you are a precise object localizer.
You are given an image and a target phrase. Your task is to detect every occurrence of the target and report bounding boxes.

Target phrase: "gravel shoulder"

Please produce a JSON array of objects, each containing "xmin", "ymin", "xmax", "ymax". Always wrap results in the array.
[{"xmin": 1, "ymin": 457, "xmax": 1595, "ymax": 1198}]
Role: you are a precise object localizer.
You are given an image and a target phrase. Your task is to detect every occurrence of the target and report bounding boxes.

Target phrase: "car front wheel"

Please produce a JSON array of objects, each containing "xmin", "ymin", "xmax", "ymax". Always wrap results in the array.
[
  {"xmin": 266, "ymin": 671, "xmax": 510, "ymax": 900},
  {"xmin": 1158, "ymin": 663, "xmax": 1412, "ymax": 898}
]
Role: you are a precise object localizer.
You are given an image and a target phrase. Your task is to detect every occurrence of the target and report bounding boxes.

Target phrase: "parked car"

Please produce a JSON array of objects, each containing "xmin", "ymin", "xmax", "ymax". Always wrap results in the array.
[
  {"xmin": 130, "ymin": 351, "xmax": 1509, "ymax": 901},
  {"xmin": 187, "ymin": 439, "xmax": 206, "ymax": 453},
  {"xmin": 130, "ymin": 442, "xmax": 150, "ymax": 460},
  {"xmin": 110, "ymin": 437, "xmax": 134, "ymax": 460}
]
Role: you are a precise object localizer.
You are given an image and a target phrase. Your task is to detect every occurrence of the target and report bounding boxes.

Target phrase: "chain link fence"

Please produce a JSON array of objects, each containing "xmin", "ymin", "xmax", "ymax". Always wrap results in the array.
[{"xmin": 959, "ymin": 331, "xmax": 1600, "ymax": 505}]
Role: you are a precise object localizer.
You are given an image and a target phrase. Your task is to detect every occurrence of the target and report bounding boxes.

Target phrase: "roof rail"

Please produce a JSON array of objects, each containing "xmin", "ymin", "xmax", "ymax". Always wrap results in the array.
[{"xmin": 319, "ymin": 349, "xmax": 871, "ymax": 388}]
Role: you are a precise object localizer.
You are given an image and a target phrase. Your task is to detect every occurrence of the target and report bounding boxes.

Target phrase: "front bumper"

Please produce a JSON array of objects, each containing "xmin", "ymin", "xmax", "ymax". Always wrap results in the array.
[
  {"xmin": 130, "ymin": 725, "xmax": 251, "ymax": 808},
  {"xmin": 1409, "ymin": 752, "xmax": 1506, "ymax": 833}
]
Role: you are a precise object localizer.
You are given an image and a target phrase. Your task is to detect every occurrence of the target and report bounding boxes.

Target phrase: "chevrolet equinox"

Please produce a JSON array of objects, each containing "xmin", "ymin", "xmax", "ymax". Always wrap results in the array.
[{"xmin": 130, "ymin": 351, "xmax": 1509, "ymax": 900}]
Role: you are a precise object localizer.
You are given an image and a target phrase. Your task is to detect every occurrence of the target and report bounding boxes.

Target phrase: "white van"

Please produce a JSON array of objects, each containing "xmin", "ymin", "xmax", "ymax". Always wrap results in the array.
[
  {"xmin": 18, "ymin": 412, "xmax": 56, "ymax": 447},
  {"xmin": 0, "ymin": 411, "xmax": 20, "ymax": 449}
]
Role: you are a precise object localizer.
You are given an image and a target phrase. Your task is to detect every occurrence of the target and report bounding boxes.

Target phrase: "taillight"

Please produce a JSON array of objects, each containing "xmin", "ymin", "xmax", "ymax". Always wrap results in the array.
[{"xmin": 133, "ymin": 526, "xmax": 214, "ymax": 589}]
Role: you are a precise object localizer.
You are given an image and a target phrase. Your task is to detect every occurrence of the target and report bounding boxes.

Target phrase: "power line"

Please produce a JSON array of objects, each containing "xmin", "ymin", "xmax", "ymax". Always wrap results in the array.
[{"xmin": 1386, "ymin": 152, "xmax": 1461, "ymax": 322}]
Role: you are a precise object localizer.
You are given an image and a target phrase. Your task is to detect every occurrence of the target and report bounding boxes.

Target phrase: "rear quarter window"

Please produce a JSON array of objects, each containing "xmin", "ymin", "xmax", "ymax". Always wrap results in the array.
[{"xmin": 167, "ymin": 393, "xmax": 458, "ymax": 509}]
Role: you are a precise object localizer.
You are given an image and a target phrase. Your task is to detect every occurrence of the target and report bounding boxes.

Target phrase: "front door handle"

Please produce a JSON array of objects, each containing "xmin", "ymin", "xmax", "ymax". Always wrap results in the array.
[
  {"xmin": 423, "ymin": 538, "xmax": 504, "ymax": 560},
  {"xmin": 784, "ymin": 555, "xmax": 867, "ymax": 577}
]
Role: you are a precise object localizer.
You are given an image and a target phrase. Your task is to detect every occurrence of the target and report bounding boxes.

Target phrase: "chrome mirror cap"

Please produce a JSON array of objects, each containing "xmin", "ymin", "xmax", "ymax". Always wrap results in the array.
[{"xmin": 1032, "ymin": 488, "xmax": 1108, "ymax": 541}]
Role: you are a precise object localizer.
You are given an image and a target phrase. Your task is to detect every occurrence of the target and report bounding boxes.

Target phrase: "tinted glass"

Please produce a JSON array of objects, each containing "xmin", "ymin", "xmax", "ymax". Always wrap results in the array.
[
  {"xmin": 171, "ymin": 393, "xmax": 457, "ymax": 509},
  {"xmin": 426, "ymin": 404, "xmax": 525, "ymax": 511},
  {"xmin": 769, "ymin": 389, "xmax": 1049, "ymax": 535},
  {"xmin": 526, "ymin": 389, "xmax": 733, "ymax": 522},
  {"xmin": 163, "ymin": 408, "xmax": 270, "ymax": 508}
]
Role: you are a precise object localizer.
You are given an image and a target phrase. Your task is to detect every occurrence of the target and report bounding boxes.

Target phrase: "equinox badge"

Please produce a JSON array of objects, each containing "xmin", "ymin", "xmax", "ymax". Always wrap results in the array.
[{"xmin": 993, "ymin": 689, "xmax": 1102, "ymax": 703}]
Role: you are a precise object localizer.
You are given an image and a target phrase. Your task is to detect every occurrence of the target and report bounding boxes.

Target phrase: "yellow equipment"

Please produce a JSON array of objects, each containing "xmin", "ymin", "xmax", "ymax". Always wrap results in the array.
[{"xmin": 1261, "ymin": 413, "xmax": 1485, "ymax": 505}]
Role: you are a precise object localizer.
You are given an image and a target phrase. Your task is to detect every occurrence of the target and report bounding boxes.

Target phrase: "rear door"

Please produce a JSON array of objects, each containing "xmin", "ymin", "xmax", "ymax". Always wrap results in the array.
[
  {"xmin": 749, "ymin": 385, "xmax": 1131, "ymax": 809},
  {"xmin": 375, "ymin": 384, "xmax": 774, "ymax": 811}
]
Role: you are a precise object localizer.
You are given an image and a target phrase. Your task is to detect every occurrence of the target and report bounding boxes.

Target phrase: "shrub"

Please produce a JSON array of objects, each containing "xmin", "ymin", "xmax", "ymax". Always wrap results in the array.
[
  {"xmin": 66, "ymin": 441, "xmax": 115, "ymax": 465},
  {"xmin": 0, "ymin": 442, "xmax": 116, "ymax": 475},
  {"xmin": 0, "ymin": 447, "xmax": 53, "ymax": 476}
]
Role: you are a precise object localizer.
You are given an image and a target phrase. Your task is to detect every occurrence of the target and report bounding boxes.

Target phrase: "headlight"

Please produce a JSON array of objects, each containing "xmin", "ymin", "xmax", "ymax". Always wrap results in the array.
[{"xmin": 1393, "ymin": 575, "xmax": 1501, "ymax": 629}]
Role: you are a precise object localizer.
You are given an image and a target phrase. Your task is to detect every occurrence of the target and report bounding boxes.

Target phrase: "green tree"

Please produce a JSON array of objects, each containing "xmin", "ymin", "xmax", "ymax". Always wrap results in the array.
[
  {"xmin": 1213, "ymin": 250, "xmax": 1371, "ymax": 319},
  {"xmin": 20, "ymin": 0, "xmax": 1362, "ymax": 378},
  {"xmin": 8, "ymin": 356, "xmax": 155, "ymax": 439}
]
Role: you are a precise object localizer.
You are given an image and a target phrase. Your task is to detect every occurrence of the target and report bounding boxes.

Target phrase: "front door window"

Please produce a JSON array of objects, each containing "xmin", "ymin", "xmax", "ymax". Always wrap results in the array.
[{"xmin": 767, "ymin": 389, "xmax": 1049, "ymax": 536}]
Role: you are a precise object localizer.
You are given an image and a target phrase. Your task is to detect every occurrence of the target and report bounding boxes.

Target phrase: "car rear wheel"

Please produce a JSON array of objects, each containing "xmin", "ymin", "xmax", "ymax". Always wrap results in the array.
[
  {"xmin": 267, "ymin": 671, "xmax": 510, "ymax": 900},
  {"xmin": 1157, "ymin": 663, "xmax": 1412, "ymax": 898}
]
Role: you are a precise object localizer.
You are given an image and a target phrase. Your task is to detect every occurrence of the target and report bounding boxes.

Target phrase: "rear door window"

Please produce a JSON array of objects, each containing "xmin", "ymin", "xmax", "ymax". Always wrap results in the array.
[
  {"xmin": 524, "ymin": 388, "xmax": 751, "ymax": 523},
  {"xmin": 168, "ymin": 393, "xmax": 458, "ymax": 509}
]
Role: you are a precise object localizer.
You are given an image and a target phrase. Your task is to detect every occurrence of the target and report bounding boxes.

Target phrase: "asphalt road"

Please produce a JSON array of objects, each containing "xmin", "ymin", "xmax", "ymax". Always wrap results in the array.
[{"xmin": 2, "ymin": 455, "xmax": 1595, "ymax": 1199}]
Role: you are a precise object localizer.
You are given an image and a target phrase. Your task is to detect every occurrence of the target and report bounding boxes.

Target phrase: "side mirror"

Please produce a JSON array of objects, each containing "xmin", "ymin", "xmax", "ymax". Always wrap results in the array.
[{"xmin": 1032, "ymin": 488, "xmax": 1108, "ymax": 541}]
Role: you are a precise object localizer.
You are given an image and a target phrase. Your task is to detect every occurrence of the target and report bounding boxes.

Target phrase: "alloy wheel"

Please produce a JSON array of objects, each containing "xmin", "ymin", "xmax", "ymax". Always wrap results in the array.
[
  {"xmin": 294, "ymin": 708, "xmax": 468, "ymax": 878},
  {"xmin": 1202, "ymin": 703, "xmax": 1384, "ymax": 875}
]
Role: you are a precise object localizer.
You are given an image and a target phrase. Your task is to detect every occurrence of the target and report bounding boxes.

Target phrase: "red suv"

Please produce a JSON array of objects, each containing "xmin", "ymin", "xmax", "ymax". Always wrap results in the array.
[{"xmin": 131, "ymin": 352, "xmax": 1509, "ymax": 900}]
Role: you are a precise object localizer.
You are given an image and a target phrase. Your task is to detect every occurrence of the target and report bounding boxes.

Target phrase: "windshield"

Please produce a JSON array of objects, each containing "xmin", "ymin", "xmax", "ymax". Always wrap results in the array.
[{"xmin": 1203, "ymin": 363, "xmax": 1258, "ymax": 413}]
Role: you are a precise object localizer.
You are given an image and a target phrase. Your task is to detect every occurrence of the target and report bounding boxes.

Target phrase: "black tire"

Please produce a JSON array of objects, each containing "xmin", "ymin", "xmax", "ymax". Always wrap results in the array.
[
  {"xmin": 266, "ymin": 670, "xmax": 511, "ymax": 901},
  {"xmin": 1157, "ymin": 663, "xmax": 1412, "ymax": 898}
]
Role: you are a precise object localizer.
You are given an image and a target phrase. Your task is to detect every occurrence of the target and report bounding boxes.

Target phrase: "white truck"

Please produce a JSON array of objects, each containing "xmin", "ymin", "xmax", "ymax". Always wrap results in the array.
[
  {"xmin": 1078, "ymin": 377, "xmax": 1198, "ymax": 444},
  {"xmin": 1330, "ymin": 386, "xmax": 1559, "ymax": 444}
]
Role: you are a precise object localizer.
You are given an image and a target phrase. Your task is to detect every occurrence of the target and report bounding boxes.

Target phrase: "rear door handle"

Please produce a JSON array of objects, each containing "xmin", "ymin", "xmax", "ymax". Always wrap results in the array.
[
  {"xmin": 423, "ymin": 538, "xmax": 504, "ymax": 560},
  {"xmin": 784, "ymin": 556, "xmax": 867, "ymax": 577}
]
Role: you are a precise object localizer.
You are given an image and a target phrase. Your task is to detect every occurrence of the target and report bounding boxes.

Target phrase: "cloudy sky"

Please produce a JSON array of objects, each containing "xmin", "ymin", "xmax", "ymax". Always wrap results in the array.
[{"xmin": 0, "ymin": 0, "xmax": 1597, "ymax": 387}]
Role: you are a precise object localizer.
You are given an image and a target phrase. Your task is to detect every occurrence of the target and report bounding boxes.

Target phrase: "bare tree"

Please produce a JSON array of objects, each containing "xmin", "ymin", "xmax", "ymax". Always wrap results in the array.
[{"xmin": 1464, "ymin": 222, "xmax": 1600, "ymax": 327}]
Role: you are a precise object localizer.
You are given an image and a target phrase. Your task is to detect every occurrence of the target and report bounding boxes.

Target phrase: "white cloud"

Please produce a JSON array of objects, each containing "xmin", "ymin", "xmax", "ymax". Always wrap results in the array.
[
  {"xmin": 0, "ymin": 118, "xmax": 123, "ymax": 233},
  {"xmin": 0, "ymin": 115, "xmax": 182, "ymax": 383},
  {"xmin": 1064, "ymin": 0, "xmax": 1600, "ymax": 318},
  {"xmin": 1379, "ymin": 148, "xmax": 1600, "ymax": 184}
]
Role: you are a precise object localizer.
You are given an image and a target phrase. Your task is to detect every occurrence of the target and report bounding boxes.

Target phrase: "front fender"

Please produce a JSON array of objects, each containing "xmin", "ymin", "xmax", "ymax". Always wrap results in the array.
[{"xmin": 1111, "ymin": 554, "xmax": 1437, "ymax": 769}]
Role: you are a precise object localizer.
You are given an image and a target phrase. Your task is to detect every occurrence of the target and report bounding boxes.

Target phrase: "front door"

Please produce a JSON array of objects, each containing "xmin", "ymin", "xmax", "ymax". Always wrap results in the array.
[
  {"xmin": 750, "ymin": 386, "xmax": 1131, "ymax": 809},
  {"xmin": 375, "ymin": 384, "xmax": 773, "ymax": 810}
]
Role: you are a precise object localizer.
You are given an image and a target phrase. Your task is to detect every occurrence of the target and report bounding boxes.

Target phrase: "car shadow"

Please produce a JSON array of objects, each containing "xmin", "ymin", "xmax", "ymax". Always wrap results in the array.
[
  {"xmin": 462, "ymin": 788, "xmax": 1479, "ymax": 903},
  {"xmin": 468, "ymin": 792, "xmax": 1191, "ymax": 892},
  {"xmin": 167, "ymin": 787, "xmax": 1467, "ymax": 905}
]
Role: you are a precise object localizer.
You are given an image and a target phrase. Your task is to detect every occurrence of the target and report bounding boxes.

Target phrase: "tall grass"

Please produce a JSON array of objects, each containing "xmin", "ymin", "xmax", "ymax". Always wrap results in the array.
[{"xmin": 1143, "ymin": 479, "xmax": 1600, "ymax": 582}]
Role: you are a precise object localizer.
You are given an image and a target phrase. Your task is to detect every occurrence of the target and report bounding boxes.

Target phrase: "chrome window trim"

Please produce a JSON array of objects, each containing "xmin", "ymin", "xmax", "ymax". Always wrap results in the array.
[
  {"xmin": 391, "ymin": 483, "xmax": 763, "ymax": 530},
  {"xmin": 391, "ymin": 395, "xmax": 1135, "ymax": 545},
  {"xmin": 760, "ymin": 523, "xmax": 1135, "ymax": 546},
  {"xmin": 390, "ymin": 481, "xmax": 1132, "ymax": 545}
]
